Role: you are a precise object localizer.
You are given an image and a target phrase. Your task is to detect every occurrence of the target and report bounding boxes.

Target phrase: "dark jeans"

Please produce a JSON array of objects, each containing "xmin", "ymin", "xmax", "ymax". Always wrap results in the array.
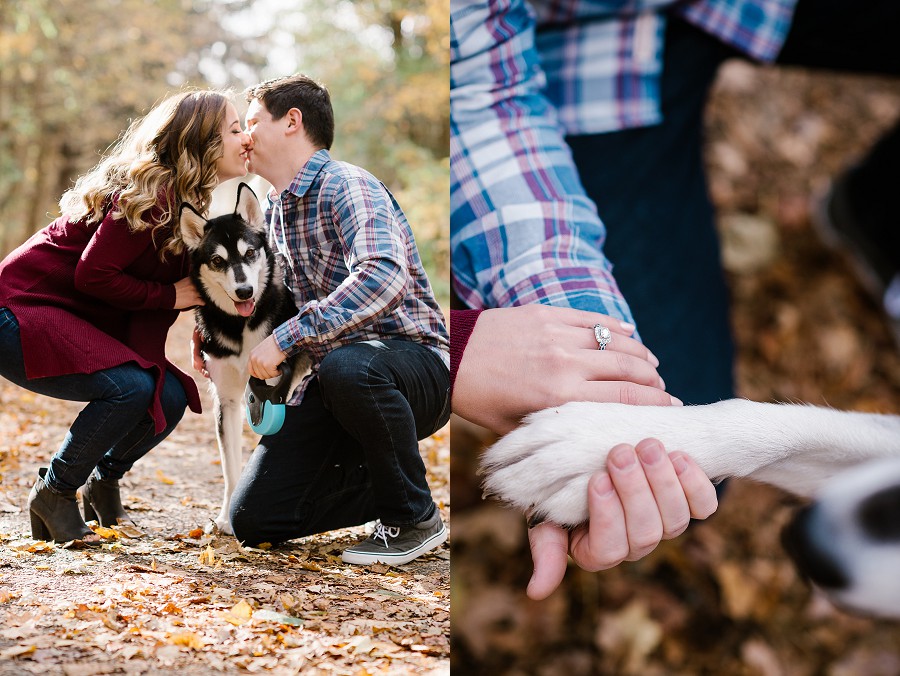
[
  {"xmin": 229, "ymin": 339, "xmax": 450, "ymax": 547},
  {"xmin": 566, "ymin": 0, "xmax": 900, "ymax": 405},
  {"xmin": 0, "ymin": 307, "xmax": 187, "ymax": 492}
]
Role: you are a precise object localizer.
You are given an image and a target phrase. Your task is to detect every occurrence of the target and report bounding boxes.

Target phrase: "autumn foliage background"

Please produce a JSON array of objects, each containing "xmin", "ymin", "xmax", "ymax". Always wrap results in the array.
[{"xmin": 0, "ymin": 0, "xmax": 450, "ymax": 301}]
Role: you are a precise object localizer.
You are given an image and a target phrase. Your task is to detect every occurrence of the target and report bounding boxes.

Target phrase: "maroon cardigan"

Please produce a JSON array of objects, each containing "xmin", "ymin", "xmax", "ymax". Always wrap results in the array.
[
  {"xmin": 450, "ymin": 308, "xmax": 481, "ymax": 394},
  {"xmin": 0, "ymin": 198, "xmax": 201, "ymax": 433}
]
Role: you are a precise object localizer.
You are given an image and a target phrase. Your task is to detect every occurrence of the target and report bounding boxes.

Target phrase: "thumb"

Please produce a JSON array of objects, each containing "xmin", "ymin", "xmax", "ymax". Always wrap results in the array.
[{"xmin": 526, "ymin": 521, "xmax": 569, "ymax": 600}]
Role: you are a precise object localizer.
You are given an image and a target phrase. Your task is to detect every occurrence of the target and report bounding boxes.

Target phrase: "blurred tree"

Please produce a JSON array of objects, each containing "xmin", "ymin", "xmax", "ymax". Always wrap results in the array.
[
  {"xmin": 1, "ymin": 0, "xmax": 449, "ymax": 301},
  {"xmin": 254, "ymin": 0, "xmax": 450, "ymax": 299},
  {"xmin": 0, "ymin": 0, "xmax": 255, "ymax": 251}
]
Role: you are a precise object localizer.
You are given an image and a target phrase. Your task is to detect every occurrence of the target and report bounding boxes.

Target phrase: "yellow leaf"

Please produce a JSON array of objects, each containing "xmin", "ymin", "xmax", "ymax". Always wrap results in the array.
[
  {"xmin": 256, "ymin": 542, "xmax": 272, "ymax": 550},
  {"xmin": 169, "ymin": 631, "xmax": 204, "ymax": 650},
  {"xmin": 91, "ymin": 526, "xmax": 117, "ymax": 539},
  {"xmin": 155, "ymin": 469, "xmax": 175, "ymax": 485},
  {"xmin": 198, "ymin": 545, "xmax": 216, "ymax": 566},
  {"xmin": 219, "ymin": 599, "xmax": 253, "ymax": 625}
]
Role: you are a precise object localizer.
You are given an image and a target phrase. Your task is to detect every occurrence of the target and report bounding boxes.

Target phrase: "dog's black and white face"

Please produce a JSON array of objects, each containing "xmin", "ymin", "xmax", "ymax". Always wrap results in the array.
[
  {"xmin": 782, "ymin": 458, "xmax": 900, "ymax": 618},
  {"xmin": 180, "ymin": 183, "xmax": 271, "ymax": 318}
]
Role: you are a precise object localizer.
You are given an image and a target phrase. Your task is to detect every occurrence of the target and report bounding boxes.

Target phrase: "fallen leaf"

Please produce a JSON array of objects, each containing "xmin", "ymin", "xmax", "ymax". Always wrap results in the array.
[
  {"xmin": 220, "ymin": 599, "xmax": 254, "ymax": 625},
  {"xmin": 0, "ymin": 644, "xmax": 36, "ymax": 659},
  {"xmin": 169, "ymin": 631, "xmax": 205, "ymax": 650},
  {"xmin": 198, "ymin": 545, "xmax": 217, "ymax": 566}
]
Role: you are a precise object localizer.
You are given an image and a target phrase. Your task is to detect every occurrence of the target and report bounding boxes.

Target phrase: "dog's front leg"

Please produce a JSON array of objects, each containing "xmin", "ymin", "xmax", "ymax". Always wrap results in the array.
[
  {"xmin": 210, "ymin": 395, "xmax": 244, "ymax": 535},
  {"xmin": 482, "ymin": 399, "xmax": 900, "ymax": 527},
  {"xmin": 205, "ymin": 360, "xmax": 247, "ymax": 535}
]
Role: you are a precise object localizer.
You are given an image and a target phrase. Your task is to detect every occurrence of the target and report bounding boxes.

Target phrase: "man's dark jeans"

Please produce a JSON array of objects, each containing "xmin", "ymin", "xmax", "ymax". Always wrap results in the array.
[
  {"xmin": 229, "ymin": 339, "xmax": 450, "ymax": 547},
  {"xmin": 0, "ymin": 307, "xmax": 187, "ymax": 492}
]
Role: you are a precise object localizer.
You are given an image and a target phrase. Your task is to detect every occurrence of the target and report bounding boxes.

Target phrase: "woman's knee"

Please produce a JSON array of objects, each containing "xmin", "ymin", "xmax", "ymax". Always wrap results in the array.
[
  {"xmin": 104, "ymin": 365, "xmax": 157, "ymax": 414},
  {"xmin": 160, "ymin": 373, "xmax": 188, "ymax": 428}
]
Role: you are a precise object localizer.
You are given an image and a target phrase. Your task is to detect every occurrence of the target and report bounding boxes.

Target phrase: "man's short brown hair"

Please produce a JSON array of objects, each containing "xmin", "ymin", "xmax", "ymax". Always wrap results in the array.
[{"xmin": 245, "ymin": 74, "xmax": 334, "ymax": 150}]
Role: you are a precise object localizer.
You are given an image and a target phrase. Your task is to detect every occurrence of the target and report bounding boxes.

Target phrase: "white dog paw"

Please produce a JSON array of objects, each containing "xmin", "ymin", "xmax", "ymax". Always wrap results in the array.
[{"xmin": 481, "ymin": 402, "xmax": 619, "ymax": 527}]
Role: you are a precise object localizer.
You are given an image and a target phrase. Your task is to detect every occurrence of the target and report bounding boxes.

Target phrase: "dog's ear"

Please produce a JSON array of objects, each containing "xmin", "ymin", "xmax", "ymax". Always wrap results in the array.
[
  {"xmin": 179, "ymin": 203, "xmax": 208, "ymax": 251},
  {"xmin": 234, "ymin": 182, "xmax": 265, "ymax": 232}
]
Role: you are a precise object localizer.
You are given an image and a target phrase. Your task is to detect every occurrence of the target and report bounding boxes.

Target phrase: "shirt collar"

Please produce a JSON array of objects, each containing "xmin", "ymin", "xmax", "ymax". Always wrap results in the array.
[{"xmin": 269, "ymin": 148, "xmax": 331, "ymax": 204}]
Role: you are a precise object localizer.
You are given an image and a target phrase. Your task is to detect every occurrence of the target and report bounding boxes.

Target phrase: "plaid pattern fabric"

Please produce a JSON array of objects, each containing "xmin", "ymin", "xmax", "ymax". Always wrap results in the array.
[
  {"xmin": 450, "ymin": 0, "xmax": 796, "ymax": 314},
  {"xmin": 267, "ymin": 149, "xmax": 449, "ymax": 404}
]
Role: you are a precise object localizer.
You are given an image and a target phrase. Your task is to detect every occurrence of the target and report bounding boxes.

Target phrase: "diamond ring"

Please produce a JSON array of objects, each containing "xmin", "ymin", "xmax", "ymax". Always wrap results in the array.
[{"xmin": 593, "ymin": 324, "xmax": 611, "ymax": 350}]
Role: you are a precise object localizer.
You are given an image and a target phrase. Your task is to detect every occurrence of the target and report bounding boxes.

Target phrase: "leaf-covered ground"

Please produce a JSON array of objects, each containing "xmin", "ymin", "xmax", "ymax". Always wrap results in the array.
[
  {"xmin": 0, "ymin": 314, "xmax": 449, "ymax": 675},
  {"xmin": 451, "ymin": 64, "xmax": 900, "ymax": 673}
]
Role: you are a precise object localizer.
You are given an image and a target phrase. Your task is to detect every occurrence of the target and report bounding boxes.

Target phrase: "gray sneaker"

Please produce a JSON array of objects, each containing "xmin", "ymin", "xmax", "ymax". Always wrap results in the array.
[{"xmin": 341, "ymin": 510, "xmax": 448, "ymax": 566}]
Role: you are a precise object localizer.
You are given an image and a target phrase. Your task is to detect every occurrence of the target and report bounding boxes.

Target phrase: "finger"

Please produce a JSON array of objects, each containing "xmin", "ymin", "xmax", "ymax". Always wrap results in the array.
[
  {"xmin": 635, "ymin": 439, "xmax": 691, "ymax": 539},
  {"xmin": 569, "ymin": 472, "xmax": 630, "ymax": 571},
  {"xmin": 670, "ymin": 452, "xmax": 719, "ymax": 520},
  {"xmin": 577, "ymin": 381, "xmax": 683, "ymax": 407},
  {"xmin": 551, "ymin": 307, "xmax": 637, "ymax": 336},
  {"xmin": 527, "ymin": 522, "xmax": 570, "ymax": 601},
  {"xmin": 563, "ymin": 324, "xmax": 660, "ymax": 366},
  {"xmin": 606, "ymin": 443, "xmax": 663, "ymax": 561},
  {"xmin": 581, "ymin": 351, "xmax": 666, "ymax": 389}
]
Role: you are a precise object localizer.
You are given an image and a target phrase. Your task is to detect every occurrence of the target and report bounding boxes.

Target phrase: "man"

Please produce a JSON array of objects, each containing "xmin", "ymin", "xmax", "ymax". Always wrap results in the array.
[{"xmin": 229, "ymin": 74, "xmax": 450, "ymax": 566}]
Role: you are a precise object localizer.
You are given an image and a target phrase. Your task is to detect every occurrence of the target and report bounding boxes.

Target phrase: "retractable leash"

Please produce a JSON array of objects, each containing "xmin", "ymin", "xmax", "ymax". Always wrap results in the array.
[{"xmin": 245, "ymin": 361, "xmax": 294, "ymax": 435}]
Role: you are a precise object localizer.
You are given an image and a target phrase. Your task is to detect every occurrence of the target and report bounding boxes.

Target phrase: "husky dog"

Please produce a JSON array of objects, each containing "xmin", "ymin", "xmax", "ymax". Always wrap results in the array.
[
  {"xmin": 482, "ymin": 399, "xmax": 900, "ymax": 617},
  {"xmin": 180, "ymin": 182, "xmax": 310, "ymax": 534}
]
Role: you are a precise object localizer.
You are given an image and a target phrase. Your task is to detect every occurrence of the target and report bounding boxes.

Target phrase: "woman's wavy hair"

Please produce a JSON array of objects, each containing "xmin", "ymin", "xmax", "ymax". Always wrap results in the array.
[{"xmin": 59, "ymin": 90, "xmax": 230, "ymax": 258}]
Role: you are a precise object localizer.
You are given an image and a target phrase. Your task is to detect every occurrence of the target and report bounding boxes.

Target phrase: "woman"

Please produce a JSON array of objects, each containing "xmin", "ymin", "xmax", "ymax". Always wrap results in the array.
[{"xmin": 0, "ymin": 90, "xmax": 250, "ymax": 543}]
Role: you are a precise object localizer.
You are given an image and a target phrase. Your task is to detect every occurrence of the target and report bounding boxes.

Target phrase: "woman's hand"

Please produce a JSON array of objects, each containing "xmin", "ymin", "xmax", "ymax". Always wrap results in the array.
[
  {"xmin": 191, "ymin": 326, "xmax": 209, "ymax": 379},
  {"xmin": 526, "ymin": 440, "xmax": 719, "ymax": 600},
  {"xmin": 452, "ymin": 305, "xmax": 679, "ymax": 435},
  {"xmin": 173, "ymin": 277, "xmax": 204, "ymax": 310}
]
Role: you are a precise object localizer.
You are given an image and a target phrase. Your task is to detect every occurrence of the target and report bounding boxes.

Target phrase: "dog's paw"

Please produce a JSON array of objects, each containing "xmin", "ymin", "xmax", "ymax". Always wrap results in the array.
[
  {"xmin": 481, "ymin": 402, "xmax": 622, "ymax": 527},
  {"xmin": 204, "ymin": 515, "xmax": 234, "ymax": 536}
]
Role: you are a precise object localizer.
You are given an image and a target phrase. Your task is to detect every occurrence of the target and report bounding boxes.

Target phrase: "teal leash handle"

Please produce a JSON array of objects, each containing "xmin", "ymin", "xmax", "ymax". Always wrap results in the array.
[{"xmin": 245, "ymin": 361, "xmax": 294, "ymax": 435}]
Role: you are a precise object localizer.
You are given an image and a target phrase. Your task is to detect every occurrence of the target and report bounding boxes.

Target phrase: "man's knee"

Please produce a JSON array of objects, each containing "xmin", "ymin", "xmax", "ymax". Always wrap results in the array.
[
  {"xmin": 317, "ymin": 342, "xmax": 387, "ymax": 404},
  {"xmin": 229, "ymin": 493, "xmax": 268, "ymax": 546}
]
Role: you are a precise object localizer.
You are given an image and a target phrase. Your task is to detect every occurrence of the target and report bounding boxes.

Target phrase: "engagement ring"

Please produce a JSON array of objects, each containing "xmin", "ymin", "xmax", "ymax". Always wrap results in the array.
[{"xmin": 593, "ymin": 324, "xmax": 611, "ymax": 350}]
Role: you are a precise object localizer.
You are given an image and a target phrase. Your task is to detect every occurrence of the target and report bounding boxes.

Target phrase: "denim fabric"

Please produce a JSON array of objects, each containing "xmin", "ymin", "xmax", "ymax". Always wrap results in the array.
[
  {"xmin": 229, "ymin": 339, "xmax": 450, "ymax": 547},
  {"xmin": 0, "ymin": 307, "xmax": 187, "ymax": 492}
]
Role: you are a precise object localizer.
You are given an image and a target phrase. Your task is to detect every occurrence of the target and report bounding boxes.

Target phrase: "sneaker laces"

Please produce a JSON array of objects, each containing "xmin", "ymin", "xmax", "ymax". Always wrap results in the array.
[{"xmin": 373, "ymin": 522, "xmax": 401, "ymax": 549}]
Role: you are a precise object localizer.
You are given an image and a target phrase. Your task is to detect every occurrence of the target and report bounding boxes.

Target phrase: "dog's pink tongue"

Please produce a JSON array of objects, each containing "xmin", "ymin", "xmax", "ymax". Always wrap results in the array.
[{"xmin": 234, "ymin": 299, "xmax": 255, "ymax": 317}]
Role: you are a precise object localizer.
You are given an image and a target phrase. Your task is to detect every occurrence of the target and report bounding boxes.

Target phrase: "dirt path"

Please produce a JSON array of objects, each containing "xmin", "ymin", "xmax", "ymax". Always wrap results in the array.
[{"xmin": 0, "ymin": 313, "xmax": 450, "ymax": 675}]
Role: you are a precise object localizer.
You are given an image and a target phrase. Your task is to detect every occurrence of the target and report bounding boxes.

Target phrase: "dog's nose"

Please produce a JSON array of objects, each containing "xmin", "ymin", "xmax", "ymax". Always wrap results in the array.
[
  {"xmin": 235, "ymin": 285, "xmax": 254, "ymax": 300},
  {"xmin": 781, "ymin": 503, "xmax": 849, "ymax": 590}
]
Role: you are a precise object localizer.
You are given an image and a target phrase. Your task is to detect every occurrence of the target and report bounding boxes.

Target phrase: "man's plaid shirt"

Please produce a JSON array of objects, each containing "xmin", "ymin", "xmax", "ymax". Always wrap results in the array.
[
  {"xmin": 451, "ymin": 0, "xmax": 796, "ymax": 319},
  {"xmin": 267, "ymin": 149, "xmax": 450, "ymax": 404}
]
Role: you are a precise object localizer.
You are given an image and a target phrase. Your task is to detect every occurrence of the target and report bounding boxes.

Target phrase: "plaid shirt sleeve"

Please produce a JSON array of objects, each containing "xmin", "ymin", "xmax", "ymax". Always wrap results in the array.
[
  {"xmin": 272, "ymin": 174, "xmax": 409, "ymax": 350},
  {"xmin": 450, "ymin": 0, "xmax": 636, "ymax": 323}
]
